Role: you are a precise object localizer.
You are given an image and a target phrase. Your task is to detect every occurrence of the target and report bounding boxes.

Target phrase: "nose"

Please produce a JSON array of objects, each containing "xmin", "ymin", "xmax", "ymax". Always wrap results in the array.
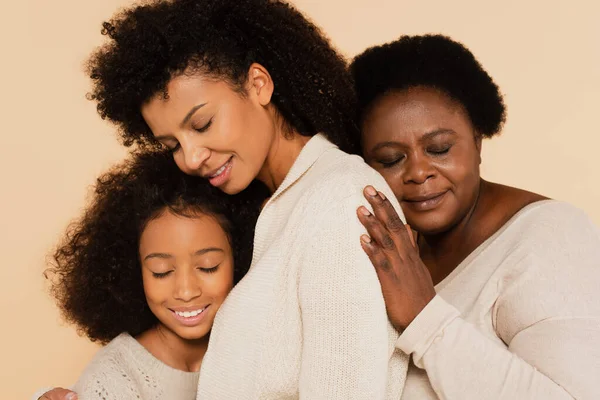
[
  {"xmin": 403, "ymin": 154, "xmax": 435, "ymax": 184},
  {"xmin": 182, "ymin": 142, "xmax": 211, "ymax": 172},
  {"xmin": 174, "ymin": 269, "xmax": 202, "ymax": 302}
]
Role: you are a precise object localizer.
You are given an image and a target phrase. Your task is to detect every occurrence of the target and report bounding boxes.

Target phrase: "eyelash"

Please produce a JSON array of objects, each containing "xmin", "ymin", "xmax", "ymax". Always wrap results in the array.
[
  {"xmin": 193, "ymin": 118, "xmax": 213, "ymax": 133},
  {"xmin": 151, "ymin": 265, "xmax": 219, "ymax": 279},
  {"xmin": 201, "ymin": 265, "xmax": 219, "ymax": 274},
  {"xmin": 379, "ymin": 156, "xmax": 405, "ymax": 168},
  {"xmin": 152, "ymin": 271, "xmax": 172, "ymax": 279},
  {"xmin": 428, "ymin": 146, "xmax": 451, "ymax": 155},
  {"xmin": 377, "ymin": 145, "xmax": 452, "ymax": 168}
]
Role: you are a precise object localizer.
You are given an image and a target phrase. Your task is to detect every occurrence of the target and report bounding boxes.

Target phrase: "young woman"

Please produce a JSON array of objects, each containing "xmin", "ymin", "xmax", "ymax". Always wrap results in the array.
[
  {"xmin": 41, "ymin": 0, "xmax": 408, "ymax": 398},
  {"xmin": 41, "ymin": 151, "xmax": 266, "ymax": 399},
  {"xmin": 351, "ymin": 34, "xmax": 600, "ymax": 399}
]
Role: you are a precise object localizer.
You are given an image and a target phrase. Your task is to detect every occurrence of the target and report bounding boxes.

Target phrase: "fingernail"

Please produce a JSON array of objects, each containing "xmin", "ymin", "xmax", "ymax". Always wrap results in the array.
[
  {"xmin": 361, "ymin": 234, "xmax": 372, "ymax": 244},
  {"xmin": 359, "ymin": 206, "xmax": 371, "ymax": 216},
  {"xmin": 378, "ymin": 191, "xmax": 386, "ymax": 201},
  {"xmin": 67, "ymin": 394, "xmax": 77, "ymax": 400},
  {"xmin": 365, "ymin": 186, "xmax": 377, "ymax": 197}
]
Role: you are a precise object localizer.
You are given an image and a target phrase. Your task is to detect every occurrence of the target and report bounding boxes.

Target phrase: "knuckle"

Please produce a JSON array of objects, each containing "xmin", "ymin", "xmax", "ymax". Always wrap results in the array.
[
  {"xmin": 379, "ymin": 258, "xmax": 392, "ymax": 271},
  {"xmin": 386, "ymin": 214, "xmax": 405, "ymax": 232},
  {"xmin": 380, "ymin": 233, "xmax": 395, "ymax": 249}
]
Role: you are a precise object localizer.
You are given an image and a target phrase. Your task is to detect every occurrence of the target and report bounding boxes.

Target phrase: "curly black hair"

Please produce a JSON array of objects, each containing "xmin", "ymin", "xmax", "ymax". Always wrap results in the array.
[
  {"xmin": 350, "ymin": 34, "xmax": 506, "ymax": 140},
  {"xmin": 46, "ymin": 151, "xmax": 268, "ymax": 344},
  {"xmin": 87, "ymin": 0, "xmax": 359, "ymax": 153}
]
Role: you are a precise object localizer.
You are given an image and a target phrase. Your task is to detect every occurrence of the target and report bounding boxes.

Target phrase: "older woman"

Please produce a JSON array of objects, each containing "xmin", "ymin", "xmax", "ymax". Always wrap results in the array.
[{"xmin": 351, "ymin": 34, "xmax": 600, "ymax": 399}]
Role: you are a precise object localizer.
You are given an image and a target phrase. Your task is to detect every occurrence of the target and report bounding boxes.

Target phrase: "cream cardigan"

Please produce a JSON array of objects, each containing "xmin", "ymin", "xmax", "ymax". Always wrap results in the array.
[
  {"xmin": 196, "ymin": 134, "xmax": 409, "ymax": 399},
  {"xmin": 399, "ymin": 201, "xmax": 600, "ymax": 399}
]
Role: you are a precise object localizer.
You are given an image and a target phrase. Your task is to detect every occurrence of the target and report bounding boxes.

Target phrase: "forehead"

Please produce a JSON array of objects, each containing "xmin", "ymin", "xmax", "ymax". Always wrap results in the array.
[
  {"xmin": 140, "ymin": 210, "xmax": 229, "ymax": 249},
  {"xmin": 141, "ymin": 74, "xmax": 234, "ymax": 120},
  {"xmin": 361, "ymin": 87, "xmax": 471, "ymax": 143}
]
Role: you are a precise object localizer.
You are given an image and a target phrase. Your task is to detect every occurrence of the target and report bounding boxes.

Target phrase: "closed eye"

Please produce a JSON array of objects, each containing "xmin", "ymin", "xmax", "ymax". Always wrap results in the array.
[
  {"xmin": 427, "ymin": 145, "xmax": 452, "ymax": 155},
  {"xmin": 169, "ymin": 143, "xmax": 181, "ymax": 153},
  {"xmin": 152, "ymin": 271, "xmax": 173, "ymax": 279},
  {"xmin": 193, "ymin": 118, "xmax": 213, "ymax": 133},
  {"xmin": 378, "ymin": 155, "xmax": 405, "ymax": 168},
  {"xmin": 199, "ymin": 265, "xmax": 220, "ymax": 274}
]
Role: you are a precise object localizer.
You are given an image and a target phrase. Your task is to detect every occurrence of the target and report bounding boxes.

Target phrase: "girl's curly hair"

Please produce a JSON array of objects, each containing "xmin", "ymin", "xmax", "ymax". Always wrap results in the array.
[
  {"xmin": 47, "ymin": 151, "xmax": 268, "ymax": 344},
  {"xmin": 87, "ymin": 0, "xmax": 359, "ymax": 153}
]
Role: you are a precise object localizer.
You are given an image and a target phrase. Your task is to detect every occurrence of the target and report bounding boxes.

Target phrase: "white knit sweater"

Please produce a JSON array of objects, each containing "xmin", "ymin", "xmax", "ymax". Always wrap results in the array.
[
  {"xmin": 196, "ymin": 134, "xmax": 409, "ymax": 399},
  {"xmin": 71, "ymin": 333, "xmax": 199, "ymax": 400},
  {"xmin": 398, "ymin": 201, "xmax": 600, "ymax": 399}
]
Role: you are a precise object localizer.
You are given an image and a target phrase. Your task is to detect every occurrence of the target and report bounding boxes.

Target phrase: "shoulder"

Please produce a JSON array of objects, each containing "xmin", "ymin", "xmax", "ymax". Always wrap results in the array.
[
  {"xmin": 493, "ymin": 201, "xmax": 600, "ymax": 335},
  {"xmin": 303, "ymin": 148, "xmax": 400, "ymax": 212},
  {"xmin": 508, "ymin": 200, "xmax": 599, "ymax": 251},
  {"xmin": 72, "ymin": 334, "xmax": 141, "ymax": 397}
]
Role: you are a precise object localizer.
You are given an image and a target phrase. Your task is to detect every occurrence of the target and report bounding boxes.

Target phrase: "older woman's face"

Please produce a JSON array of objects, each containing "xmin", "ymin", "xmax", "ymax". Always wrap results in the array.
[{"xmin": 361, "ymin": 86, "xmax": 482, "ymax": 235}]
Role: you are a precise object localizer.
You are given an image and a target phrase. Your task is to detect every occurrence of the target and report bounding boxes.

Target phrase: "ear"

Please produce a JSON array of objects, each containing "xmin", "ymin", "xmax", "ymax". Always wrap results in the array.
[
  {"xmin": 247, "ymin": 63, "xmax": 274, "ymax": 106},
  {"xmin": 474, "ymin": 132, "xmax": 483, "ymax": 165}
]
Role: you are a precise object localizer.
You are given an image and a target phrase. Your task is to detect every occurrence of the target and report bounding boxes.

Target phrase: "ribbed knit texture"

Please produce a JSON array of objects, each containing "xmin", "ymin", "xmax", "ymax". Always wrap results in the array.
[{"xmin": 196, "ymin": 134, "xmax": 409, "ymax": 399}]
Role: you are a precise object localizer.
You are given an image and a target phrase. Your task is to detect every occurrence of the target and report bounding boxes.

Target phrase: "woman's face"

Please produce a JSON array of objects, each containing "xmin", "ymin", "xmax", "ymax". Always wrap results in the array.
[
  {"xmin": 361, "ymin": 86, "xmax": 482, "ymax": 235},
  {"xmin": 139, "ymin": 210, "xmax": 234, "ymax": 341},
  {"xmin": 141, "ymin": 65, "xmax": 277, "ymax": 195}
]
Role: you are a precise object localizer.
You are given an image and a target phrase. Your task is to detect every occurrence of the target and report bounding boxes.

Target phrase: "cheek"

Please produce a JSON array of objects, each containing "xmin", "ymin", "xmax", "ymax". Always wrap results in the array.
[
  {"xmin": 142, "ymin": 276, "xmax": 164, "ymax": 307},
  {"xmin": 376, "ymin": 168, "xmax": 404, "ymax": 199},
  {"xmin": 207, "ymin": 269, "xmax": 234, "ymax": 301}
]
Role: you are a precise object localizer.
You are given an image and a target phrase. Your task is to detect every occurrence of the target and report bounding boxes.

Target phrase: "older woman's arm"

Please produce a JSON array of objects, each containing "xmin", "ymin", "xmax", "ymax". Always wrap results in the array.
[
  {"xmin": 397, "ymin": 293, "xmax": 599, "ymax": 399},
  {"xmin": 360, "ymin": 191, "xmax": 600, "ymax": 400}
]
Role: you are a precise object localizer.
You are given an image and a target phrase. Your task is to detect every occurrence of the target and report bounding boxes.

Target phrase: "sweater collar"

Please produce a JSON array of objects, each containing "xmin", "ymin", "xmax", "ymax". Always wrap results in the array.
[{"xmin": 267, "ymin": 133, "xmax": 337, "ymax": 203}]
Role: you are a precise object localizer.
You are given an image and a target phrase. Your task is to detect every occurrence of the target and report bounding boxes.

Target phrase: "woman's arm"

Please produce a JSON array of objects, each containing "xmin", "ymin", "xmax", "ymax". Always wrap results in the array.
[
  {"xmin": 396, "ymin": 295, "xmax": 587, "ymax": 399},
  {"xmin": 297, "ymin": 193, "xmax": 408, "ymax": 399},
  {"xmin": 360, "ymin": 191, "xmax": 600, "ymax": 399}
]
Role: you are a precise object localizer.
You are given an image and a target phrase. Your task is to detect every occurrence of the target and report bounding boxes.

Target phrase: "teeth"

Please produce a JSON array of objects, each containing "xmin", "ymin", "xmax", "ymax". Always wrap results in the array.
[
  {"xmin": 210, "ymin": 162, "xmax": 228, "ymax": 178},
  {"xmin": 175, "ymin": 307, "xmax": 206, "ymax": 318}
]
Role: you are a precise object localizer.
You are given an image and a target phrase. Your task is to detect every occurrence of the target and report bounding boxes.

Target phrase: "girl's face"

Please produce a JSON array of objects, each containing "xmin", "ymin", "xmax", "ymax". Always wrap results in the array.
[
  {"xmin": 139, "ymin": 210, "xmax": 234, "ymax": 341},
  {"xmin": 361, "ymin": 86, "xmax": 482, "ymax": 235},
  {"xmin": 141, "ymin": 65, "xmax": 278, "ymax": 195}
]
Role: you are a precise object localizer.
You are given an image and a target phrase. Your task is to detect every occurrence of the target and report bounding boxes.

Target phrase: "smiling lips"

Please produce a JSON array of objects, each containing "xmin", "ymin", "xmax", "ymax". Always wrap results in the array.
[
  {"xmin": 402, "ymin": 190, "xmax": 448, "ymax": 211},
  {"xmin": 170, "ymin": 305, "xmax": 210, "ymax": 327},
  {"xmin": 205, "ymin": 157, "xmax": 233, "ymax": 187}
]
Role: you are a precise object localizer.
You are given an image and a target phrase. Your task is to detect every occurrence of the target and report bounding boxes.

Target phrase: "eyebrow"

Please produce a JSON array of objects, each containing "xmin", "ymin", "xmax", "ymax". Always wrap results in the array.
[
  {"xmin": 420, "ymin": 128, "xmax": 456, "ymax": 142},
  {"xmin": 143, "ymin": 247, "xmax": 223, "ymax": 261},
  {"xmin": 152, "ymin": 103, "xmax": 207, "ymax": 142},
  {"xmin": 369, "ymin": 129, "xmax": 456, "ymax": 153},
  {"xmin": 181, "ymin": 103, "xmax": 207, "ymax": 127}
]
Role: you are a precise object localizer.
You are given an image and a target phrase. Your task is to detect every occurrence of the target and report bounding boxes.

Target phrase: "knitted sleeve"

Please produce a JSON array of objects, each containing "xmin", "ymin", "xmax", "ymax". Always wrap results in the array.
[{"xmin": 396, "ymin": 203, "xmax": 600, "ymax": 399}]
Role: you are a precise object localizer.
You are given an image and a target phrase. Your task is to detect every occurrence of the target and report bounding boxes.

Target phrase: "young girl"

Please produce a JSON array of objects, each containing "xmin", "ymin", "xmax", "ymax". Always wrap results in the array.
[{"xmin": 43, "ymin": 151, "xmax": 266, "ymax": 399}]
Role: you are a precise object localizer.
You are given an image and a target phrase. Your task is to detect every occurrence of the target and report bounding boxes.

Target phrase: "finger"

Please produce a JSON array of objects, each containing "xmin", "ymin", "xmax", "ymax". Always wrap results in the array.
[
  {"xmin": 406, "ymin": 224, "xmax": 416, "ymax": 248},
  {"xmin": 357, "ymin": 206, "xmax": 396, "ymax": 251},
  {"xmin": 360, "ymin": 234, "xmax": 394, "ymax": 274},
  {"xmin": 39, "ymin": 388, "xmax": 77, "ymax": 400},
  {"xmin": 363, "ymin": 186, "xmax": 413, "ymax": 248}
]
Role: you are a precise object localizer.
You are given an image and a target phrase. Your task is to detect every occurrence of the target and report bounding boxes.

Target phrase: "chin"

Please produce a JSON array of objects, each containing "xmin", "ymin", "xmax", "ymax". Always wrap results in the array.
[
  {"xmin": 406, "ymin": 214, "xmax": 452, "ymax": 236},
  {"xmin": 220, "ymin": 177, "xmax": 252, "ymax": 195},
  {"xmin": 173, "ymin": 326, "xmax": 211, "ymax": 341}
]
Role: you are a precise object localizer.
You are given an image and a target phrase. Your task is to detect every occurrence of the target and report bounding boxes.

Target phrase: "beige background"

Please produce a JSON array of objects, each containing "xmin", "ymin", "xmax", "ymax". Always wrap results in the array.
[{"xmin": 4, "ymin": 0, "xmax": 599, "ymax": 397}]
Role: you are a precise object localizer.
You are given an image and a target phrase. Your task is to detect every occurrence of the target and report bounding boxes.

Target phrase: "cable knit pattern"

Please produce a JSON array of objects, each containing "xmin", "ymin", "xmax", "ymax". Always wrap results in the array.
[
  {"xmin": 397, "ymin": 200, "xmax": 600, "ymax": 400},
  {"xmin": 72, "ymin": 333, "xmax": 199, "ymax": 400},
  {"xmin": 196, "ymin": 134, "xmax": 409, "ymax": 399}
]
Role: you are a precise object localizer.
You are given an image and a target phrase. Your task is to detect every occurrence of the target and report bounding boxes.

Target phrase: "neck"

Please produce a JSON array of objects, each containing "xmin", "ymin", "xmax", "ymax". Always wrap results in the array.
[
  {"xmin": 256, "ymin": 128, "xmax": 310, "ymax": 193},
  {"xmin": 137, "ymin": 324, "xmax": 208, "ymax": 372}
]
